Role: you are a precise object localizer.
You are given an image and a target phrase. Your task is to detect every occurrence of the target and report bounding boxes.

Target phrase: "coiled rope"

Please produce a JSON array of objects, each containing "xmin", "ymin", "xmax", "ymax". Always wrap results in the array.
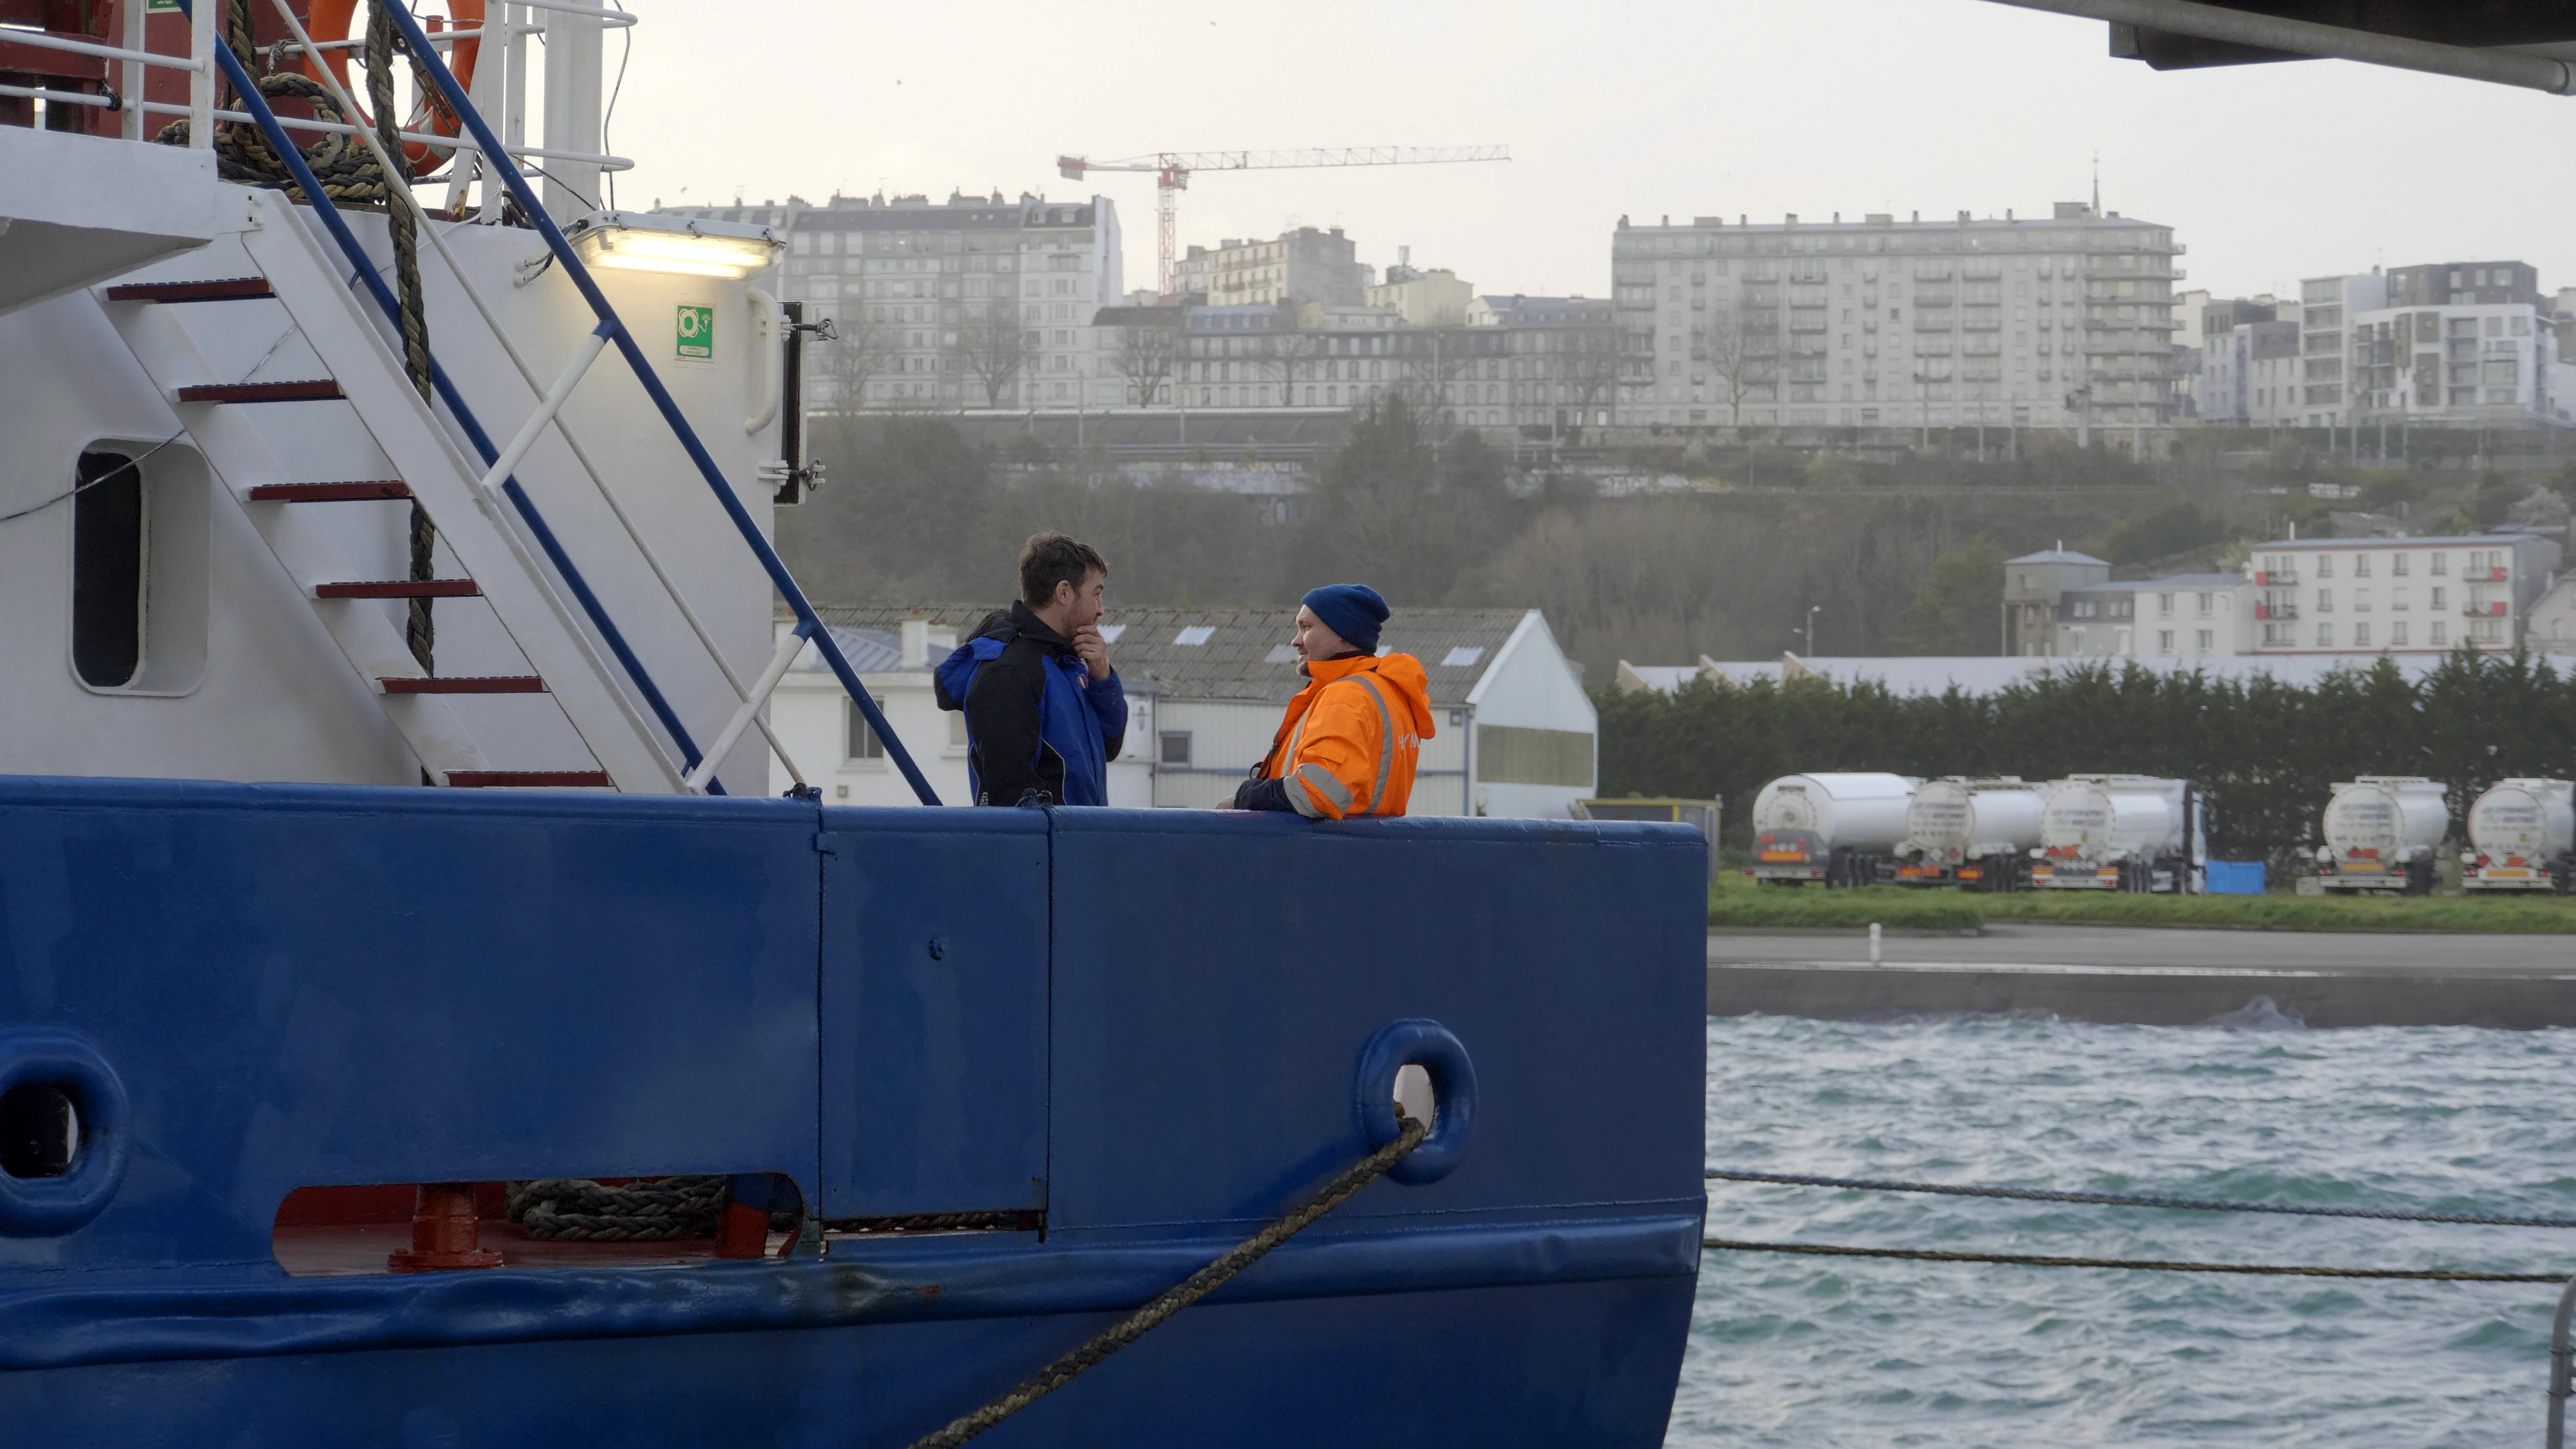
[
  {"xmin": 153, "ymin": 0, "xmax": 396, "ymax": 205},
  {"xmin": 1703, "ymin": 1238, "xmax": 2568, "ymax": 1283},
  {"xmin": 905, "ymin": 1108, "xmax": 1431, "ymax": 1449},
  {"xmin": 1706, "ymin": 1168, "xmax": 2576, "ymax": 1230},
  {"xmin": 504, "ymin": 1176, "xmax": 727, "ymax": 1241}
]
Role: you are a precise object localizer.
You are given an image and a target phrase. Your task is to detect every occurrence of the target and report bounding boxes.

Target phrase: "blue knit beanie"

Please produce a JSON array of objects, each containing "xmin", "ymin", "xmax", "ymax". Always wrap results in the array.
[{"xmin": 1302, "ymin": 583, "xmax": 1389, "ymax": 654}]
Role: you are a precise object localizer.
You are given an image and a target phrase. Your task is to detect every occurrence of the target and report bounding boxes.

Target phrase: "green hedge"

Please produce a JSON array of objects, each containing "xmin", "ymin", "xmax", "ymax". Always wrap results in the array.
[{"xmin": 1609, "ymin": 648, "xmax": 2576, "ymax": 870}]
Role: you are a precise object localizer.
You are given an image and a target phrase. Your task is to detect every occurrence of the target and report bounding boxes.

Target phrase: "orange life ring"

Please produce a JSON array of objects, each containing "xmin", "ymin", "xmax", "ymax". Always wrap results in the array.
[{"xmin": 302, "ymin": 0, "xmax": 484, "ymax": 176}]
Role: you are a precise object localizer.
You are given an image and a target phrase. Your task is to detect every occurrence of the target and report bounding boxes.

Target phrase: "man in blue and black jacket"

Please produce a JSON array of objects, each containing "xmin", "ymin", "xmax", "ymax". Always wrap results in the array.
[{"xmin": 934, "ymin": 533, "xmax": 1127, "ymax": 806}]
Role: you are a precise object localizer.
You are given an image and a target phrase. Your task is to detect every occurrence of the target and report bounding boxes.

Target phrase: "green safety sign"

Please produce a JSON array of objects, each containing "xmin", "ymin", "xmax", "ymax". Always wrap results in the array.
[
  {"xmin": 146, "ymin": 0, "xmax": 182, "ymax": 10},
  {"xmin": 676, "ymin": 304, "xmax": 714, "ymax": 361}
]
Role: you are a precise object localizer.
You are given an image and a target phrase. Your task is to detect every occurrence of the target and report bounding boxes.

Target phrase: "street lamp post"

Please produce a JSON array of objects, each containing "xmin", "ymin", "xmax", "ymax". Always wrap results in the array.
[{"xmin": 1797, "ymin": 605, "xmax": 1823, "ymax": 654}]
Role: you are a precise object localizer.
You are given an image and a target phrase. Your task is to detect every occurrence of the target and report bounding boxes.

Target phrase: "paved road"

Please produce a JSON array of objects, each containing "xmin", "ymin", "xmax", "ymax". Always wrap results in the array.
[
  {"xmin": 1707, "ymin": 925, "xmax": 2576, "ymax": 1028},
  {"xmin": 1710, "ymin": 924, "xmax": 2576, "ymax": 978}
]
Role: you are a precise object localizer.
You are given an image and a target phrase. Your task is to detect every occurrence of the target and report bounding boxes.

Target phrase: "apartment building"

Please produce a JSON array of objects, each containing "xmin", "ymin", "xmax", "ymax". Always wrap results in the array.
[
  {"xmin": 1369, "ymin": 262, "xmax": 1474, "ymax": 326},
  {"xmin": 1609, "ymin": 201, "xmax": 2184, "ymax": 432},
  {"xmin": 671, "ymin": 190, "xmax": 1125, "ymax": 412},
  {"xmin": 2194, "ymin": 297, "xmax": 2277, "ymax": 424},
  {"xmin": 2248, "ymin": 534, "xmax": 2561, "ymax": 653},
  {"xmin": 1175, "ymin": 227, "xmax": 1371, "ymax": 310},
  {"xmin": 2348, "ymin": 299, "xmax": 2563, "ymax": 425},
  {"xmin": 2278, "ymin": 272, "xmax": 2392, "ymax": 426},
  {"xmin": 2387, "ymin": 260, "xmax": 2543, "ymax": 309},
  {"xmin": 2055, "ymin": 574, "xmax": 2255, "ymax": 659}
]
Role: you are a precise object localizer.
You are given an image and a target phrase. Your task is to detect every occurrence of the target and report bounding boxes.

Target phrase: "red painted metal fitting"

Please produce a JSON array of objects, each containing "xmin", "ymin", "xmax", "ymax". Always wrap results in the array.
[
  {"xmin": 387, "ymin": 1182, "xmax": 504, "ymax": 1272},
  {"xmin": 713, "ymin": 1199, "xmax": 772, "ymax": 1259}
]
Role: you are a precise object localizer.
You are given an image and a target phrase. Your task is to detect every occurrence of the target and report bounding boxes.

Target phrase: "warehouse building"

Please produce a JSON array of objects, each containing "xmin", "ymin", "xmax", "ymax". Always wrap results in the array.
[{"xmin": 771, "ymin": 605, "xmax": 1594, "ymax": 817}]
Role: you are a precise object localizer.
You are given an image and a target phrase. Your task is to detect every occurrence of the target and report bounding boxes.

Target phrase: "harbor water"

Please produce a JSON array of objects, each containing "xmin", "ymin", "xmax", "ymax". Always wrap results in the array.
[{"xmin": 1676, "ymin": 1012, "xmax": 2576, "ymax": 1446}]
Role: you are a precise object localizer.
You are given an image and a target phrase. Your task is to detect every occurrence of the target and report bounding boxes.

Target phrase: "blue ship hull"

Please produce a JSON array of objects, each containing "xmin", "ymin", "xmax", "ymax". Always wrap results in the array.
[{"xmin": 0, "ymin": 778, "xmax": 1705, "ymax": 1444}]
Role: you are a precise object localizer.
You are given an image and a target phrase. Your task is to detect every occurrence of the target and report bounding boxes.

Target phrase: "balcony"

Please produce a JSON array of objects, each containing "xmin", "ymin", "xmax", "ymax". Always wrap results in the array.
[
  {"xmin": 2255, "ymin": 603, "xmax": 2298, "ymax": 621},
  {"xmin": 2468, "ymin": 566, "xmax": 2508, "ymax": 582},
  {"xmin": 2254, "ymin": 571, "xmax": 2298, "ymax": 587},
  {"xmin": 2464, "ymin": 602, "xmax": 2508, "ymax": 618}
]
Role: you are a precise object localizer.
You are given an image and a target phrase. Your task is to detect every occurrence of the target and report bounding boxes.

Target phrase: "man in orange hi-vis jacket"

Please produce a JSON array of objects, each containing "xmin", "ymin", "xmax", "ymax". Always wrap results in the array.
[{"xmin": 1228, "ymin": 584, "xmax": 1435, "ymax": 819}]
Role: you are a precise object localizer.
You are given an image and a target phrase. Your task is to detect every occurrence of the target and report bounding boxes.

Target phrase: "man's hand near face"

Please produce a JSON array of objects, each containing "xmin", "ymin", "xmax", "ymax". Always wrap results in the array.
[{"xmin": 1070, "ymin": 623, "xmax": 1112, "ymax": 681}]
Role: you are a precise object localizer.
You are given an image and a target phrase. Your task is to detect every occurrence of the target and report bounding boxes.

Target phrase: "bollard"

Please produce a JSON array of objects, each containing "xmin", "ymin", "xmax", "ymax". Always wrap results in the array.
[
  {"xmin": 1869, "ymin": 922, "xmax": 1882, "ymax": 964},
  {"xmin": 387, "ymin": 1182, "xmax": 503, "ymax": 1272}
]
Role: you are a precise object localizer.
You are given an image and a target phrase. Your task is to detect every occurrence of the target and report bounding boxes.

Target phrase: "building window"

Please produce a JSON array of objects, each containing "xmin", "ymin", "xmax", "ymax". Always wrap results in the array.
[
  {"xmin": 2430, "ymin": 553, "xmax": 2447, "ymax": 576},
  {"xmin": 2157, "ymin": 629, "xmax": 2174, "ymax": 654},
  {"xmin": 2355, "ymin": 623, "xmax": 2372, "ymax": 649},
  {"xmin": 71, "ymin": 450, "xmax": 143, "ymax": 688},
  {"xmin": 2316, "ymin": 589, "xmax": 2332, "ymax": 612},
  {"xmin": 845, "ymin": 697, "xmax": 888, "ymax": 761},
  {"xmin": 2316, "ymin": 555, "xmax": 2333, "ymax": 579},
  {"xmin": 2354, "ymin": 555, "xmax": 2371, "ymax": 578},
  {"xmin": 2157, "ymin": 593, "xmax": 2174, "ymax": 616},
  {"xmin": 2196, "ymin": 629, "xmax": 2213, "ymax": 652},
  {"xmin": 2432, "ymin": 623, "xmax": 2448, "ymax": 646},
  {"xmin": 1159, "ymin": 731, "xmax": 1192, "ymax": 767},
  {"xmin": 2392, "ymin": 554, "xmax": 2409, "ymax": 576},
  {"xmin": 2431, "ymin": 586, "xmax": 2447, "ymax": 610},
  {"xmin": 2316, "ymin": 623, "xmax": 2333, "ymax": 649},
  {"xmin": 2392, "ymin": 622, "xmax": 2409, "ymax": 647}
]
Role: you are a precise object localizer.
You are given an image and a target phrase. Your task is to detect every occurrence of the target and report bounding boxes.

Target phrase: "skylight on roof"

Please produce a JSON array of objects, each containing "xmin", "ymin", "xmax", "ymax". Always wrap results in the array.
[
  {"xmin": 1099, "ymin": 624, "xmax": 1126, "ymax": 643},
  {"xmin": 1265, "ymin": 644, "xmax": 1297, "ymax": 664},
  {"xmin": 1441, "ymin": 646, "xmax": 1486, "ymax": 668},
  {"xmin": 1173, "ymin": 626, "xmax": 1214, "ymax": 646}
]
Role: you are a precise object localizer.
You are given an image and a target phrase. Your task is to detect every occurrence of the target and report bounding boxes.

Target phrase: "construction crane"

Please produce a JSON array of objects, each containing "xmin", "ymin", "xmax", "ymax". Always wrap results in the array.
[{"xmin": 1055, "ymin": 147, "xmax": 1510, "ymax": 302}]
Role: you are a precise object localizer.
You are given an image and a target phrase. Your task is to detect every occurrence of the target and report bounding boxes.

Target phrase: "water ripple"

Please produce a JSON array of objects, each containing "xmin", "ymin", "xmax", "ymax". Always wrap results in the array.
[{"xmin": 1675, "ymin": 1015, "xmax": 2576, "ymax": 1447}]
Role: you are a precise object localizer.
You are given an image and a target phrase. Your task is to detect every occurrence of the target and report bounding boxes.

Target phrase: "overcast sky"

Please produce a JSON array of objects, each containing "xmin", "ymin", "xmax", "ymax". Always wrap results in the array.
[{"xmin": 601, "ymin": 0, "xmax": 2575, "ymax": 304}]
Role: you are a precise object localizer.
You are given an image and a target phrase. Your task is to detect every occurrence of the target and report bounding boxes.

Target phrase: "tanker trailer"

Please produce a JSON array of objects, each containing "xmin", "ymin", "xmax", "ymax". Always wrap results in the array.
[
  {"xmin": 1749, "ymin": 773, "xmax": 1916, "ymax": 887},
  {"xmin": 1894, "ymin": 776, "xmax": 2045, "ymax": 890},
  {"xmin": 2461, "ymin": 778, "xmax": 2576, "ymax": 892},
  {"xmin": 2031, "ymin": 774, "xmax": 2202, "ymax": 893},
  {"xmin": 2314, "ymin": 776, "xmax": 2449, "ymax": 895}
]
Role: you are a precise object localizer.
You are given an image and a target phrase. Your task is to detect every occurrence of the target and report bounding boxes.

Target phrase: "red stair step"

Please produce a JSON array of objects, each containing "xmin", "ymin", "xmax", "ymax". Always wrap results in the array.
[
  {"xmin": 445, "ymin": 771, "xmax": 612, "ymax": 789},
  {"xmin": 176, "ymin": 380, "xmax": 344, "ymax": 404},
  {"xmin": 380, "ymin": 676, "xmax": 546, "ymax": 695},
  {"xmin": 105, "ymin": 278, "xmax": 275, "ymax": 303},
  {"xmin": 315, "ymin": 579, "xmax": 480, "ymax": 599},
  {"xmin": 248, "ymin": 480, "xmax": 412, "ymax": 502}
]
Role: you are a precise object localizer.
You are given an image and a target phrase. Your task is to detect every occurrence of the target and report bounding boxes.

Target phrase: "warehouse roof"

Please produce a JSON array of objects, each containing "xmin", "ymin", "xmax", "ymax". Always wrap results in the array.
[
  {"xmin": 806, "ymin": 604, "xmax": 1537, "ymax": 705},
  {"xmin": 1621, "ymin": 652, "xmax": 2459, "ymax": 696}
]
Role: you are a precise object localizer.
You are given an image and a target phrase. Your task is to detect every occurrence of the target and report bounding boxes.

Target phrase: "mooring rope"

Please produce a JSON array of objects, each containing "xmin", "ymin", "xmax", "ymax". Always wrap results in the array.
[
  {"xmin": 359, "ymin": 1, "xmax": 439, "ymax": 670},
  {"xmin": 904, "ymin": 1109, "xmax": 1431, "ymax": 1449},
  {"xmin": 1704, "ymin": 1237, "xmax": 2568, "ymax": 1283},
  {"xmin": 1707, "ymin": 1168, "xmax": 2576, "ymax": 1230},
  {"xmin": 504, "ymin": 1177, "xmax": 727, "ymax": 1242}
]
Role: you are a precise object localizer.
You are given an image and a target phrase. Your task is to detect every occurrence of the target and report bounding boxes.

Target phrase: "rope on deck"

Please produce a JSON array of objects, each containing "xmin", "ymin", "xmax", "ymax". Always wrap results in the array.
[
  {"xmin": 1707, "ymin": 1168, "xmax": 2576, "ymax": 1229},
  {"xmin": 904, "ymin": 1108, "xmax": 1431, "ymax": 1449}
]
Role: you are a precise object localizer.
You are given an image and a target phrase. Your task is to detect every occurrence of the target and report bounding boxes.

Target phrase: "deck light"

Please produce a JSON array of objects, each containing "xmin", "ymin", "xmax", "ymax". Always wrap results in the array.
[{"xmin": 558, "ymin": 211, "xmax": 781, "ymax": 281}]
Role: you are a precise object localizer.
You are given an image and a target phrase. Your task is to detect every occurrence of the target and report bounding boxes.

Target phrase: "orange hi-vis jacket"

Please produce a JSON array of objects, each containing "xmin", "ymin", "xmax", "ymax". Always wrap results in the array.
[{"xmin": 1254, "ymin": 652, "xmax": 1436, "ymax": 820}]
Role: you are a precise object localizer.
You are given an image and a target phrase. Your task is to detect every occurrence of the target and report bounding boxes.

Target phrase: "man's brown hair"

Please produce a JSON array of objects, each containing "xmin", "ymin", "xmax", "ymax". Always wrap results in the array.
[{"xmin": 1019, "ymin": 532, "xmax": 1109, "ymax": 609}]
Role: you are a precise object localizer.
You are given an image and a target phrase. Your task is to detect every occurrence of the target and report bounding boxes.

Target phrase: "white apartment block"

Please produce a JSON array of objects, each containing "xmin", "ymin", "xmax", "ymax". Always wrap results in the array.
[
  {"xmin": 1610, "ymin": 201, "xmax": 2183, "ymax": 431},
  {"xmin": 2248, "ymin": 534, "xmax": 2562, "ymax": 654},
  {"xmin": 1175, "ymin": 227, "xmax": 1370, "ymax": 310},
  {"xmin": 2348, "ymin": 303, "xmax": 2565, "ymax": 426},
  {"xmin": 684, "ymin": 190, "xmax": 1125, "ymax": 412},
  {"xmin": 2055, "ymin": 574, "xmax": 2255, "ymax": 660},
  {"xmin": 2286, "ymin": 272, "xmax": 2391, "ymax": 425}
]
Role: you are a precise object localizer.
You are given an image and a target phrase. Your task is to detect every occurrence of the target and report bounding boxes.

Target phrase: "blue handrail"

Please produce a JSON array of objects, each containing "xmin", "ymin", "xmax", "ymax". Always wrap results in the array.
[
  {"xmin": 180, "ymin": 9, "xmax": 723, "ymax": 793},
  {"xmin": 377, "ymin": 4, "xmax": 942, "ymax": 807}
]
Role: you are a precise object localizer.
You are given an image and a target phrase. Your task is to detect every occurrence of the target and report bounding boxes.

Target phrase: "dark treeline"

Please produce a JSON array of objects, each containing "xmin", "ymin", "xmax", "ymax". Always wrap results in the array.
[
  {"xmin": 1596, "ymin": 650, "xmax": 2576, "ymax": 867},
  {"xmin": 779, "ymin": 401, "xmax": 2178, "ymax": 673}
]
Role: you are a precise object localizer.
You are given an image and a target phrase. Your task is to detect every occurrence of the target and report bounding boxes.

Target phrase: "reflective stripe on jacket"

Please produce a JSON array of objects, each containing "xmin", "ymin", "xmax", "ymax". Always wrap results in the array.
[{"xmin": 1254, "ymin": 652, "xmax": 1436, "ymax": 820}]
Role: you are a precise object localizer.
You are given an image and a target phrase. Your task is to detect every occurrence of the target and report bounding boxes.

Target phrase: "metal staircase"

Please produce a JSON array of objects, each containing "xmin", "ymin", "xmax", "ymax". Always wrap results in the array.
[
  {"xmin": 100, "ymin": 195, "xmax": 673, "ymax": 791},
  {"xmin": 93, "ymin": 0, "xmax": 941, "ymax": 803}
]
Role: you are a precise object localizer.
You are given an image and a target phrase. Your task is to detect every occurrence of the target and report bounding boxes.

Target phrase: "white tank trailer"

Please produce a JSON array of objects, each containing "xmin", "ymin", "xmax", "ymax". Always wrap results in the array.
[
  {"xmin": 2461, "ymin": 778, "xmax": 2576, "ymax": 893},
  {"xmin": 2032, "ymin": 774, "xmax": 2203, "ymax": 893},
  {"xmin": 1749, "ymin": 773, "xmax": 1917, "ymax": 887},
  {"xmin": 1895, "ymin": 777, "xmax": 2045, "ymax": 889},
  {"xmin": 2315, "ymin": 776, "xmax": 2450, "ymax": 894}
]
